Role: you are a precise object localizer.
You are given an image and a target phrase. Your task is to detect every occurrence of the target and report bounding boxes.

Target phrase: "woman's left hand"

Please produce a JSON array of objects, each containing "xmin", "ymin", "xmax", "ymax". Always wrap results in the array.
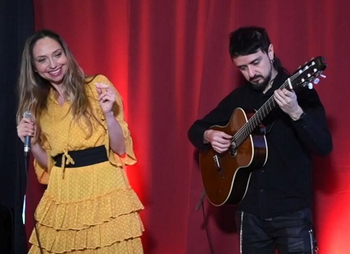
[{"xmin": 95, "ymin": 83, "xmax": 116, "ymax": 114}]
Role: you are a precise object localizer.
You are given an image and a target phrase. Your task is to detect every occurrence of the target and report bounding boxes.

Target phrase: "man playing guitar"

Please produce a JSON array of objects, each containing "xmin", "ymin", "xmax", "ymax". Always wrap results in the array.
[{"xmin": 188, "ymin": 26, "xmax": 332, "ymax": 254}]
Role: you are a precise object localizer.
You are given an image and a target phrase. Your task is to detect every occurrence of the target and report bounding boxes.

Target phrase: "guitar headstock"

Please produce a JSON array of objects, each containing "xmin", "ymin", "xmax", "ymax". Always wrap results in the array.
[{"xmin": 289, "ymin": 56, "xmax": 327, "ymax": 90}]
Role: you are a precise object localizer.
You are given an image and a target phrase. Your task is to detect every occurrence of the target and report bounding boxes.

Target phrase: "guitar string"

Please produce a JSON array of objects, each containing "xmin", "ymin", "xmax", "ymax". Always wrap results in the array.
[
  {"xmin": 231, "ymin": 64, "xmax": 317, "ymax": 147},
  {"xmin": 231, "ymin": 71, "xmax": 299, "ymax": 146}
]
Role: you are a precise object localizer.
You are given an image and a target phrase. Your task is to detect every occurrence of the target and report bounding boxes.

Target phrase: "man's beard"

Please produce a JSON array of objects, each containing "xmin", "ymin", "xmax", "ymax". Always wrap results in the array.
[
  {"xmin": 250, "ymin": 71, "xmax": 272, "ymax": 91},
  {"xmin": 250, "ymin": 63, "xmax": 273, "ymax": 91}
]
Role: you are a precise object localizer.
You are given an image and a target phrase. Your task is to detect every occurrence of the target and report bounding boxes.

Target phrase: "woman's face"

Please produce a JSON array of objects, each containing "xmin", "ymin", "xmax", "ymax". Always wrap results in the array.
[{"xmin": 32, "ymin": 37, "xmax": 68, "ymax": 85}]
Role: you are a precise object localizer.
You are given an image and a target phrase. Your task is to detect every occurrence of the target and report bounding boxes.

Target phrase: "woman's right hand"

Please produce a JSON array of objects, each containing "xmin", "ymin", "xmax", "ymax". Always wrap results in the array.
[{"xmin": 17, "ymin": 117, "xmax": 36, "ymax": 144}]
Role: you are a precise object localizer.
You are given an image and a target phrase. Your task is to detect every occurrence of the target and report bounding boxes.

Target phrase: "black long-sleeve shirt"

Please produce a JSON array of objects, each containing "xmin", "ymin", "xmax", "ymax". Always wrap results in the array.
[{"xmin": 188, "ymin": 71, "xmax": 332, "ymax": 219}]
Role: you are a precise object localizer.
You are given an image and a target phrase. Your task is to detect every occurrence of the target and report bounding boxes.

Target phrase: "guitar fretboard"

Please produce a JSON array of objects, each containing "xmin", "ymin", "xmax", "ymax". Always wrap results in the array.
[{"xmin": 232, "ymin": 70, "xmax": 303, "ymax": 147}]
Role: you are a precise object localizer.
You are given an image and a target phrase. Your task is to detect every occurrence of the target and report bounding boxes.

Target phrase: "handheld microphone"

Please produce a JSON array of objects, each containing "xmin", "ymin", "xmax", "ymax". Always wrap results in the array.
[{"xmin": 23, "ymin": 111, "xmax": 32, "ymax": 154}]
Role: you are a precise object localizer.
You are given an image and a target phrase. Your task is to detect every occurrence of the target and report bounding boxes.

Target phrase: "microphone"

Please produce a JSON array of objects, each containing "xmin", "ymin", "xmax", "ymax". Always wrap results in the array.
[{"xmin": 23, "ymin": 111, "xmax": 32, "ymax": 154}]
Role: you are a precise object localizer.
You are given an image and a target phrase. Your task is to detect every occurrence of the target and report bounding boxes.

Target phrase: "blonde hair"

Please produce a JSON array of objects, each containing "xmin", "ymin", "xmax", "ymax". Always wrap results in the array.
[{"xmin": 16, "ymin": 30, "xmax": 94, "ymax": 139}]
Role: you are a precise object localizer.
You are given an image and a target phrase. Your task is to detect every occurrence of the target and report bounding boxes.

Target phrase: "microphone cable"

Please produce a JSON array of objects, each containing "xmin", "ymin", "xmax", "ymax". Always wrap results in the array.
[
  {"xmin": 23, "ymin": 148, "xmax": 44, "ymax": 254},
  {"xmin": 196, "ymin": 190, "xmax": 216, "ymax": 254}
]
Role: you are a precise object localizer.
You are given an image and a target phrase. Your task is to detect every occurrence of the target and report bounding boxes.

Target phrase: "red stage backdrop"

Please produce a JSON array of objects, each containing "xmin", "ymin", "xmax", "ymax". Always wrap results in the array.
[{"xmin": 25, "ymin": 0, "xmax": 350, "ymax": 253}]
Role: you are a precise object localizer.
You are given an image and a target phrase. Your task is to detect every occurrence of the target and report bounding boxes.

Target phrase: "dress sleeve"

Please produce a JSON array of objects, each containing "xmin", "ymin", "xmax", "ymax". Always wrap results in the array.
[
  {"xmin": 91, "ymin": 75, "xmax": 137, "ymax": 167},
  {"xmin": 33, "ymin": 135, "xmax": 53, "ymax": 185},
  {"xmin": 110, "ymin": 88, "xmax": 137, "ymax": 166},
  {"xmin": 33, "ymin": 156, "xmax": 52, "ymax": 185}
]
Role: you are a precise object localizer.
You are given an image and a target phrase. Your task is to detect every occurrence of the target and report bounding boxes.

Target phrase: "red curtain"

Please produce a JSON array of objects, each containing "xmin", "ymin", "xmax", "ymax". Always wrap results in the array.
[{"xmin": 25, "ymin": 0, "xmax": 350, "ymax": 253}]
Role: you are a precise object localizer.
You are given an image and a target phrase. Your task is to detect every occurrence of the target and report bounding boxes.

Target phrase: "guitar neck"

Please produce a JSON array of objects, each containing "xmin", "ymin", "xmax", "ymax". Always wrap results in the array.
[{"xmin": 233, "ymin": 72, "xmax": 299, "ymax": 147}]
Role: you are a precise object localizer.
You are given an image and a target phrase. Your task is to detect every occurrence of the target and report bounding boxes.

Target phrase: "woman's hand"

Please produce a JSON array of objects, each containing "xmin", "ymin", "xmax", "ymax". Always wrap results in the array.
[
  {"xmin": 17, "ymin": 117, "xmax": 48, "ymax": 167},
  {"xmin": 95, "ymin": 83, "xmax": 116, "ymax": 114},
  {"xmin": 17, "ymin": 117, "xmax": 37, "ymax": 144},
  {"xmin": 95, "ymin": 82, "xmax": 125, "ymax": 154}
]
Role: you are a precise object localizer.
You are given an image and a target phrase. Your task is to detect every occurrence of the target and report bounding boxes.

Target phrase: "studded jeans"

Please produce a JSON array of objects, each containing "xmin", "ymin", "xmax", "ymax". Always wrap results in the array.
[{"xmin": 236, "ymin": 208, "xmax": 318, "ymax": 254}]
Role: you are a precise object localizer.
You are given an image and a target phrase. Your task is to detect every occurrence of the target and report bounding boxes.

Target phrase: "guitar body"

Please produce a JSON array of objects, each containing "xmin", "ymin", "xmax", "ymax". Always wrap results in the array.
[
  {"xmin": 199, "ymin": 107, "xmax": 268, "ymax": 206},
  {"xmin": 198, "ymin": 56, "xmax": 327, "ymax": 206}
]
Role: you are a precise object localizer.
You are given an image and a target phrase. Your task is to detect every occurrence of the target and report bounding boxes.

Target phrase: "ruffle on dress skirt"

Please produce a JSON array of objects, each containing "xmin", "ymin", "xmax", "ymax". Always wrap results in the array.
[
  {"xmin": 29, "ymin": 237, "xmax": 143, "ymax": 254},
  {"xmin": 28, "ymin": 188, "xmax": 144, "ymax": 253}
]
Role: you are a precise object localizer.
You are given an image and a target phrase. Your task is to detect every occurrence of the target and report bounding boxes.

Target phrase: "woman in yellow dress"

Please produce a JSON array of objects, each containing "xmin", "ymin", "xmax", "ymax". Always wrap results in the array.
[{"xmin": 16, "ymin": 30, "xmax": 144, "ymax": 253}]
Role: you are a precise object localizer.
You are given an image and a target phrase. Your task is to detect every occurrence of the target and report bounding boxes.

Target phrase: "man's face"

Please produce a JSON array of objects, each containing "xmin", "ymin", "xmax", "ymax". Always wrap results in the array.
[{"xmin": 232, "ymin": 46, "xmax": 275, "ymax": 91}]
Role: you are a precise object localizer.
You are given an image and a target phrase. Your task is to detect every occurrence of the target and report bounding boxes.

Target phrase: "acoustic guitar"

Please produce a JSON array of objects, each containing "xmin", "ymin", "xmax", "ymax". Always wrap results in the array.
[{"xmin": 199, "ymin": 56, "xmax": 327, "ymax": 206}]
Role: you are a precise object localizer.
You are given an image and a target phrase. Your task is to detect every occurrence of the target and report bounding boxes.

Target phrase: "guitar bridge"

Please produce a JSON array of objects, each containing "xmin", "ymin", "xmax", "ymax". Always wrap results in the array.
[{"xmin": 213, "ymin": 154, "xmax": 224, "ymax": 178}]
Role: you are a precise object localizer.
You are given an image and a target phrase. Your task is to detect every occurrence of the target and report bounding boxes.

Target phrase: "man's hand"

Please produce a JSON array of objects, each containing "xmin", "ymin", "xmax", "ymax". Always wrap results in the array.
[
  {"xmin": 204, "ymin": 129, "xmax": 232, "ymax": 153},
  {"xmin": 274, "ymin": 88, "xmax": 304, "ymax": 120}
]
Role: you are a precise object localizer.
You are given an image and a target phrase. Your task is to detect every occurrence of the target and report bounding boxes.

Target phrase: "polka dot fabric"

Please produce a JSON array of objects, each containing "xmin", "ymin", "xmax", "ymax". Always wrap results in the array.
[{"xmin": 28, "ymin": 75, "xmax": 144, "ymax": 253}]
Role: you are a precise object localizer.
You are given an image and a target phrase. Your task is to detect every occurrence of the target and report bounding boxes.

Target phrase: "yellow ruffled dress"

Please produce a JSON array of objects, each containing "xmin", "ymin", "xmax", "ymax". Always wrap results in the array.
[{"xmin": 28, "ymin": 75, "xmax": 144, "ymax": 253}]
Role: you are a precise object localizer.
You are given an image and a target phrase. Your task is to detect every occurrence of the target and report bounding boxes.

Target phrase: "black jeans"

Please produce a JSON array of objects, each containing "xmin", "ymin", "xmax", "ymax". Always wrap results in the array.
[{"xmin": 236, "ymin": 208, "xmax": 318, "ymax": 254}]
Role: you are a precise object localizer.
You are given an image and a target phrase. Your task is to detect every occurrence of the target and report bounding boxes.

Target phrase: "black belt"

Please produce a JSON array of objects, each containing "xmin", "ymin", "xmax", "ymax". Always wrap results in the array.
[{"xmin": 53, "ymin": 145, "xmax": 108, "ymax": 168}]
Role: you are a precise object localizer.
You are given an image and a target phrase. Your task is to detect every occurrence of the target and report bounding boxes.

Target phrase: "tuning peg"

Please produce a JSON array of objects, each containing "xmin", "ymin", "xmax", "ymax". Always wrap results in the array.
[
  {"xmin": 320, "ymin": 74, "xmax": 326, "ymax": 79},
  {"xmin": 307, "ymin": 83, "xmax": 314, "ymax": 89},
  {"xmin": 313, "ymin": 78, "xmax": 320, "ymax": 84}
]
